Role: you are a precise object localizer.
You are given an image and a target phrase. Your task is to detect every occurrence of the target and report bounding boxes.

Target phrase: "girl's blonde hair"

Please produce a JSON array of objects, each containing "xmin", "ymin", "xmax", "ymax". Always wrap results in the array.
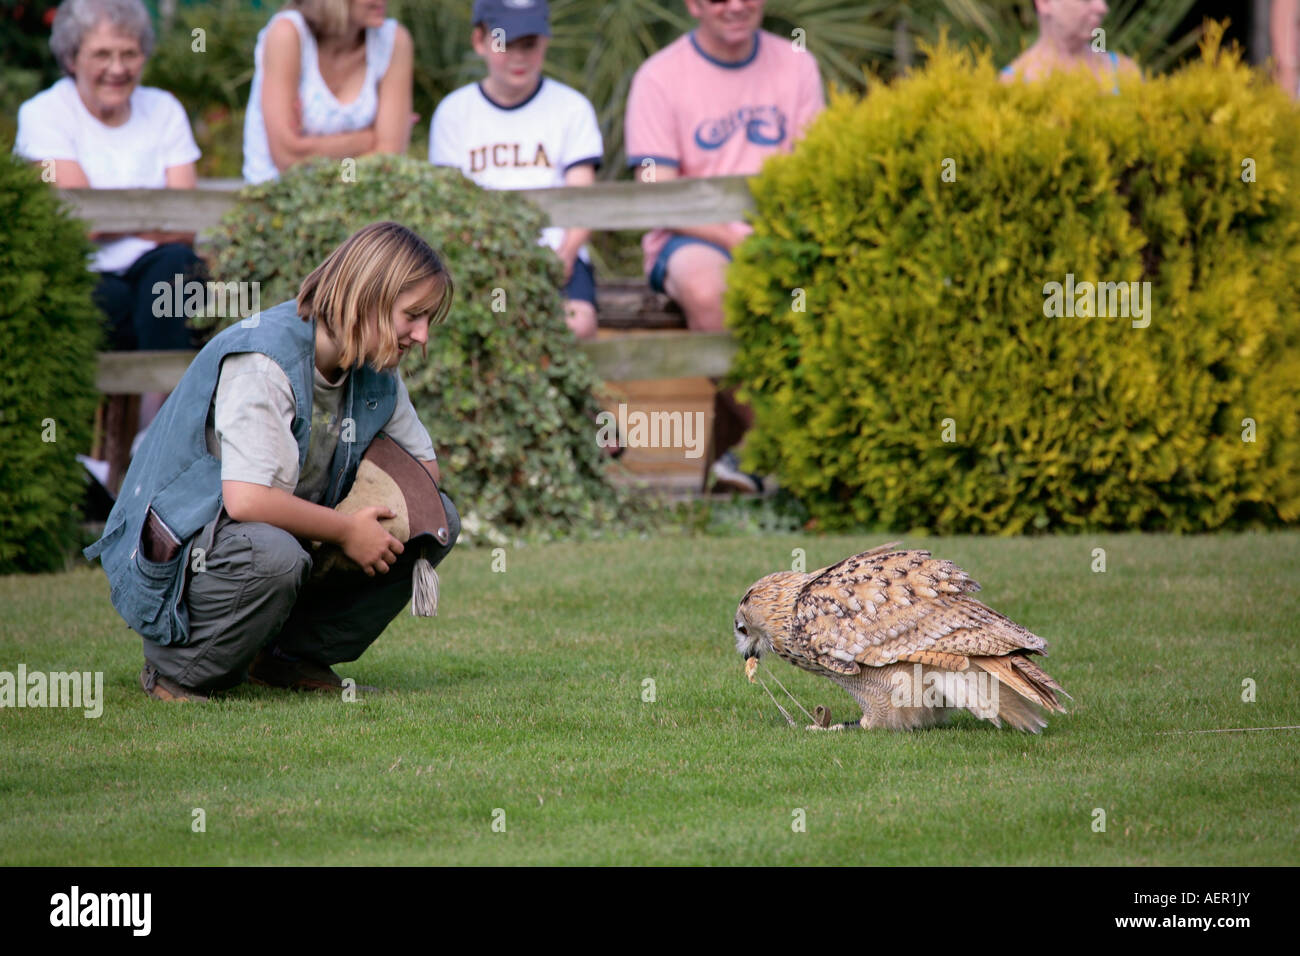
[
  {"xmin": 298, "ymin": 221, "xmax": 454, "ymax": 371},
  {"xmin": 287, "ymin": 0, "xmax": 354, "ymax": 39}
]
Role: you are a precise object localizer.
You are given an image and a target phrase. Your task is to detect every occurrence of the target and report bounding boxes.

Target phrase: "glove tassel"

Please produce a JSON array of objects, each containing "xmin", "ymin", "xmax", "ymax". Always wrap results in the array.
[{"xmin": 411, "ymin": 546, "xmax": 439, "ymax": 617}]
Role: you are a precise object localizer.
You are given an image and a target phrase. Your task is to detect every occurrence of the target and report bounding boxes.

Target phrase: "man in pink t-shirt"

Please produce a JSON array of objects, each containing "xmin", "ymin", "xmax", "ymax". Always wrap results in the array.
[
  {"xmin": 624, "ymin": 0, "xmax": 824, "ymax": 491},
  {"xmin": 625, "ymin": 0, "xmax": 823, "ymax": 330}
]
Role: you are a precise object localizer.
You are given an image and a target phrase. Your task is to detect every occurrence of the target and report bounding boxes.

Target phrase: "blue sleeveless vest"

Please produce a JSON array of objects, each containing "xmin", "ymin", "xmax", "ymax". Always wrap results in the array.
[{"xmin": 83, "ymin": 299, "xmax": 399, "ymax": 646}]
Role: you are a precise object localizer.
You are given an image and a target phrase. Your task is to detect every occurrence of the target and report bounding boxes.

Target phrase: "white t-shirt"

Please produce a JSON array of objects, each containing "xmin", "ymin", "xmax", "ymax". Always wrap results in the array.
[
  {"xmin": 13, "ymin": 77, "xmax": 201, "ymax": 273},
  {"xmin": 206, "ymin": 352, "xmax": 436, "ymax": 505},
  {"xmin": 429, "ymin": 78, "xmax": 602, "ymax": 258},
  {"xmin": 243, "ymin": 10, "xmax": 398, "ymax": 184}
]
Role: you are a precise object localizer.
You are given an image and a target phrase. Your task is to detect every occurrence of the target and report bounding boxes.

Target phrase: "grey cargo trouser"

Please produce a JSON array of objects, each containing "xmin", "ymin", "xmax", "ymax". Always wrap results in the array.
[{"xmin": 143, "ymin": 492, "xmax": 460, "ymax": 692}]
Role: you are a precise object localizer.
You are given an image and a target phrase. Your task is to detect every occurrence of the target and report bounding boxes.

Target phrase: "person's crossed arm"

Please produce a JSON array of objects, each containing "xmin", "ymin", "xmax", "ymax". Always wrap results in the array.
[{"xmin": 261, "ymin": 18, "xmax": 372, "ymax": 170}]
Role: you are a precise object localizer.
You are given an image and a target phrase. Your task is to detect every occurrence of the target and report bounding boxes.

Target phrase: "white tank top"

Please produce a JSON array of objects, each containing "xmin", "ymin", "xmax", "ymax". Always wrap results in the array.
[{"xmin": 242, "ymin": 9, "xmax": 397, "ymax": 183}]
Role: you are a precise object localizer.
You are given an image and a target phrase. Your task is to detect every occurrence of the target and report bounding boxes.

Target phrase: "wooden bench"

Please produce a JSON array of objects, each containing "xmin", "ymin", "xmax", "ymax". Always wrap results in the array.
[{"xmin": 78, "ymin": 176, "xmax": 751, "ymax": 495}]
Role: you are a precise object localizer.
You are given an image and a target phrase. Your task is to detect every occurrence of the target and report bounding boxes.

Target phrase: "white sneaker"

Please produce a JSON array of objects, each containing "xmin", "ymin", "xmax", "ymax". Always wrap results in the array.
[
  {"xmin": 77, "ymin": 454, "xmax": 110, "ymax": 487},
  {"xmin": 710, "ymin": 450, "xmax": 778, "ymax": 496},
  {"xmin": 130, "ymin": 426, "xmax": 148, "ymax": 459}
]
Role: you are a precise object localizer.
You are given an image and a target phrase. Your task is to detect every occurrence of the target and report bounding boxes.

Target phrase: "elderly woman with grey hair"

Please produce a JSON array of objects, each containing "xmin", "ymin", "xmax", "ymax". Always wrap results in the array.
[
  {"xmin": 14, "ymin": 0, "xmax": 206, "ymax": 457},
  {"xmin": 16, "ymin": 0, "xmax": 208, "ymax": 463}
]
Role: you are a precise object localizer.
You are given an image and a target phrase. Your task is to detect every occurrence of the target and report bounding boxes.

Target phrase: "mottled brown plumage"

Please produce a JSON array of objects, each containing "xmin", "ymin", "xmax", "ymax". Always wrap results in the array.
[{"xmin": 735, "ymin": 543, "xmax": 1070, "ymax": 732}]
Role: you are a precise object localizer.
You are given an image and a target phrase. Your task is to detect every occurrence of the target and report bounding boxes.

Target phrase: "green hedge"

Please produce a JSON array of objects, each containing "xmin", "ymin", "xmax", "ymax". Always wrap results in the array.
[
  {"xmin": 0, "ymin": 155, "xmax": 100, "ymax": 572},
  {"xmin": 728, "ymin": 27, "xmax": 1300, "ymax": 534},
  {"xmin": 205, "ymin": 154, "xmax": 645, "ymax": 544}
]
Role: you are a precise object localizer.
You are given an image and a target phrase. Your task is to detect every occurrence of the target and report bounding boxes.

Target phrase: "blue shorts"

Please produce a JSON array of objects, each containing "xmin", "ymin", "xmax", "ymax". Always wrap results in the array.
[
  {"xmin": 563, "ymin": 257, "xmax": 596, "ymax": 306},
  {"xmin": 649, "ymin": 235, "xmax": 731, "ymax": 294}
]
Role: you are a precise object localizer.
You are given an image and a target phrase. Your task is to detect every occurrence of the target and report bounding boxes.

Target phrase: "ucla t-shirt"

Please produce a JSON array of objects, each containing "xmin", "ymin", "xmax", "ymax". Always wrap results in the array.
[{"xmin": 429, "ymin": 77, "xmax": 603, "ymax": 259}]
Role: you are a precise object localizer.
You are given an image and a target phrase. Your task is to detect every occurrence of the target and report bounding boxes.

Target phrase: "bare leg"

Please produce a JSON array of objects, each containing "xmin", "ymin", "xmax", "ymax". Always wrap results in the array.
[
  {"xmin": 662, "ymin": 244, "xmax": 764, "ymax": 481},
  {"xmin": 139, "ymin": 391, "xmax": 167, "ymax": 429},
  {"xmin": 662, "ymin": 243, "xmax": 730, "ymax": 332},
  {"xmin": 710, "ymin": 383, "xmax": 754, "ymax": 464},
  {"xmin": 132, "ymin": 390, "xmax": 169, "ymax": 458}
]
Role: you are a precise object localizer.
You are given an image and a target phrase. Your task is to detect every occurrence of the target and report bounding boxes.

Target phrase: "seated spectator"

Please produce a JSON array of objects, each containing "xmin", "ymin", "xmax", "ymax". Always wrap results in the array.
[
  {"xmin": 429, "ymin": 0, "xmax": 602, "ymax": 339},
  {"xmin": 14, "ymin": 0, "xmax": 205, "ymax": 454},
  {"xmin": 624, "ymin": 0, "xmax": 824, "ymax": 492},
  {"xmin": 243, "ymin": 0, "xmax": 414, "ymax": 184},
  {"xmin": 1271, "ymin": 0, "xmax": 1299, "ymax": 98},
  {"xmin": 1001, "ymin": 0, "xmax": 1139, "ymax": 89}
]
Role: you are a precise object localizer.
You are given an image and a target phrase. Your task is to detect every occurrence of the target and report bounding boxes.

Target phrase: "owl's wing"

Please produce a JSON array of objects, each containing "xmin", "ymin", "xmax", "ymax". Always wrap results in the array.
[{"xmin": 791, "ymin": 548, "xmax": 1046, "ymax": 675}]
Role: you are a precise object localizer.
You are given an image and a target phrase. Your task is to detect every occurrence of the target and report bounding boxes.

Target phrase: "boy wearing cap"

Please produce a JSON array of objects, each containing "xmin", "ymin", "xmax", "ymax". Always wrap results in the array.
[{"xmin": 430, "ymin": 0, "xmax": 603, "ymax": 338}]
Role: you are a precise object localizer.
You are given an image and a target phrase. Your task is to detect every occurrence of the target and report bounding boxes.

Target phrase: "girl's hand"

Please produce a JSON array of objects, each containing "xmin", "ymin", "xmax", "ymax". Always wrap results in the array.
[{"xmin": 343, "ymin": 506, "xmax": 404, "ymax": 575}]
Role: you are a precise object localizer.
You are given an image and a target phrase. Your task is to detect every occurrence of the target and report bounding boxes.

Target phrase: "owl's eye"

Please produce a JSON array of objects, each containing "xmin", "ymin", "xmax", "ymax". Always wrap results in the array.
[{"xmin": 736, "ymin": 622, "xmax": 748, "ymax": 635}]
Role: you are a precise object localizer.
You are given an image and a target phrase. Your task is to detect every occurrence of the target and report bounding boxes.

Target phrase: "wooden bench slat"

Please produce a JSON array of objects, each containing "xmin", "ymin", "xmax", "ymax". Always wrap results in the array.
[
  {"xmin": 517, "ymin": 175, "xmax": 754, "ymax": 229},
  {"xmin": 65, "ymin": 174, "xmax": 755, "ymax": 233},
  {"xmin": 597, "ymin": 280, "xmax": 685, "ymax": 330},
  {"xmin": 96, "ymin": 350, "xmax": 198, "ymax": 393},
  {"xmin": 95, "ymin": 332, "xmax": 735, "ymax": 392},
  {"xmin": 581, "ymin": 332, "xmax": 735, "ymax": 381},
  {"xmin": 62, "ymin": 188, "xmax": 239, "ymax": 236},
  {"xmin": 598, "ymin": 312, "xmax": 688, "ymax": 330}
]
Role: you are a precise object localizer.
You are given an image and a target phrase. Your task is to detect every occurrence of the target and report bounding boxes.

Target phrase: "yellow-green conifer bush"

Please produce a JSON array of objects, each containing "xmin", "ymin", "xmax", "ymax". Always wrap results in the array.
[{"xmin": 727, "ymin": 28, "xmax": 1300, "ymax": 534}]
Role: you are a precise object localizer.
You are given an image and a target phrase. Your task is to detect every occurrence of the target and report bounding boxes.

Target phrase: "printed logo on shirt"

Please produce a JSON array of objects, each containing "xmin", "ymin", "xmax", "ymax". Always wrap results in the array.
[
  {"xmin": 312, "ymin": 408, "xmax": 342, "ymax": 444},
  {"xmin": 693, "ymin": 105, "xmax": 787, "ymax": 150},
  {"xmin": 468, "ymin": 142, "xmax": 553, "ymax": 174}
]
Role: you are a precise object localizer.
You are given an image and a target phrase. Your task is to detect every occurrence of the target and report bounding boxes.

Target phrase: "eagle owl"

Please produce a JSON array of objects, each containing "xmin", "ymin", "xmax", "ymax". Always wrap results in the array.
[{"xmin": 735, "ymin": 543, "xmax": 1069, "ymax": 732}]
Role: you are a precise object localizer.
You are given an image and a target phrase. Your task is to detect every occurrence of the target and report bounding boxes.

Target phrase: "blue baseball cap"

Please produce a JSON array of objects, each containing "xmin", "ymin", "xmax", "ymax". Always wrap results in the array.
[{"xmin": 472, "ymin": 0, "xmax": 551, "ymax": 42}]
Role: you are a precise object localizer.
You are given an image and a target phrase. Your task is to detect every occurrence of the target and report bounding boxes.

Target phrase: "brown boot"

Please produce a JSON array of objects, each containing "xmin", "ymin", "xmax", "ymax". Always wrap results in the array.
[
  {"xmin": 247, "ymin": 649, "xmax": 377, "ymax": 693},
  {"xmin": 140, "ymin": 664, "xmax": 210, "ymax": 702}
]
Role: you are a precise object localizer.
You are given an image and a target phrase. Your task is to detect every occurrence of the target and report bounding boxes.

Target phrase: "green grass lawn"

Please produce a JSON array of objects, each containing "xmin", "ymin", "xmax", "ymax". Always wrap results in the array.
[{"xmin": 2, "ymin": 532, "xmax": 1298, "ymax": 865}]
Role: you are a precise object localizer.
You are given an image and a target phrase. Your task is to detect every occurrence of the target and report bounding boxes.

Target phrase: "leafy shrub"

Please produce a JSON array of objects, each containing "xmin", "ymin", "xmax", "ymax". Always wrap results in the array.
[
  {"xmin": 205, "ymin": 154, "xmax": 646, "ymax": 543},
  {"xmin": 727, "ymin": 27, "xmax": 1300, "ymax": 534},
  {"xmin": 142, "ymin": 0, "xmax": 263, "ymax": 117},
  {"xmin": 0, "ymin": 155, "xmax": 100, "ymax": 572}
]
